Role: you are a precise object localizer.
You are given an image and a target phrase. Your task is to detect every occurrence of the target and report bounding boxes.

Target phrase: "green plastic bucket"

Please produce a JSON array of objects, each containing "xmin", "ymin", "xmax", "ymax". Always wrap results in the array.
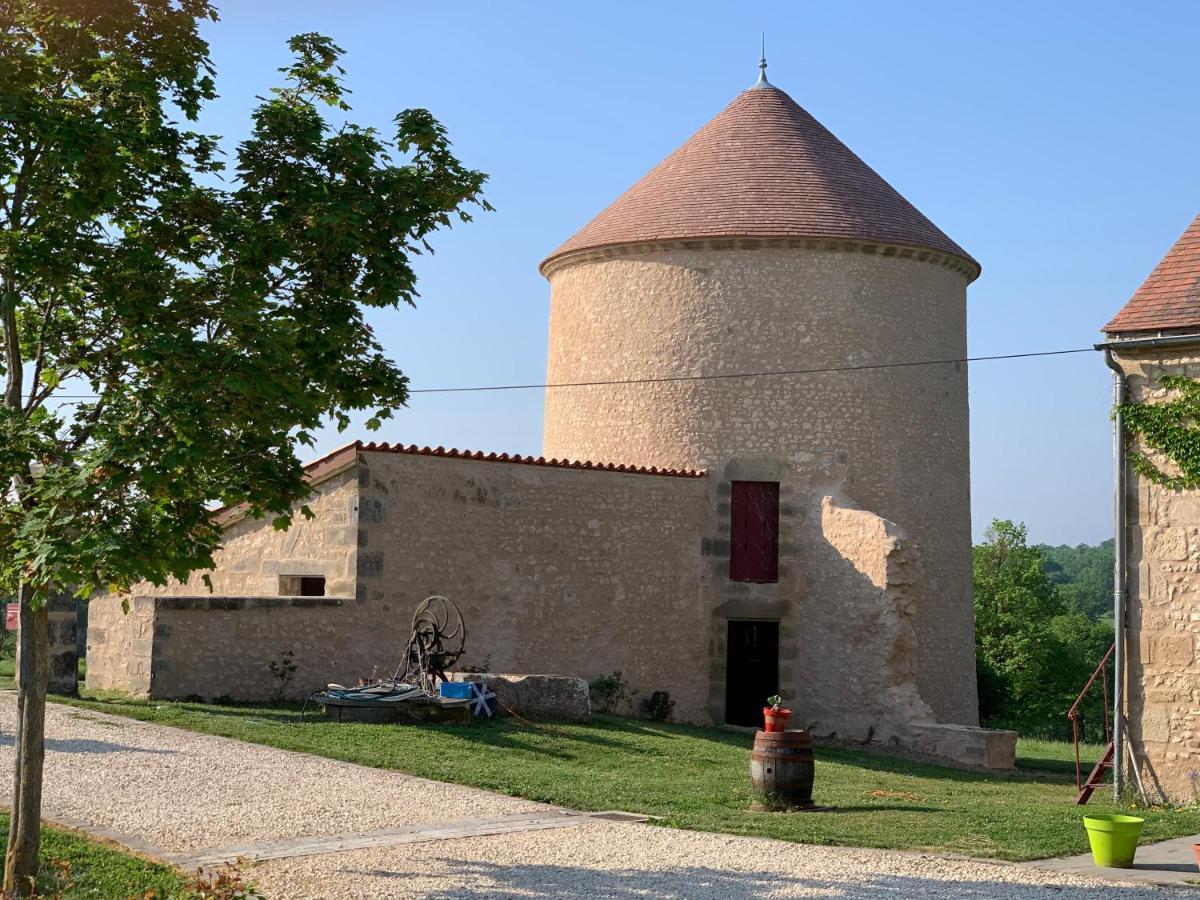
[{"xmin": 1083, "ymin": 814, "xmax": 1144, "ymax": 868}]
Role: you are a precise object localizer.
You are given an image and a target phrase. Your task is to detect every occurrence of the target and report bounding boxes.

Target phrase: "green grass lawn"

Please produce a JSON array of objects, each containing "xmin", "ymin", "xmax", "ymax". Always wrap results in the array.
[
  {"xmin": 1017, "ymin": 736, "xmax": 1107, "ymax": 778},
  {"xmin": 58, "ymin": 691, "xmax": 1200, "ymax": 862},
  {"xmin": 0, "ymin": 812, "xmax": 188, "ymax": 898}
]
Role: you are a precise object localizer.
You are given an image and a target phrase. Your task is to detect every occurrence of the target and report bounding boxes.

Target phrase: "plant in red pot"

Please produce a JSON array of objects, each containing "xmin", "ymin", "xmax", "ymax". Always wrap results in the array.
[{"xmin": 763, "ymin": 694, "xmax": 791, "ymax": 732}]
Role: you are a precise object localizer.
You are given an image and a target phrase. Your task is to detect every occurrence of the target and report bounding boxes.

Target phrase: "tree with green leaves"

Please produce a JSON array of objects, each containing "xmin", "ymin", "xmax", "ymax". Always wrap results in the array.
[
  {"xmin": 0, "ymin": 3, "xmax": 488, "ymax": 891},
  {"xmin": 974, "ymin": 520, "xmax": 1066, "ymax": 730},
  {"xmin": 974, "ymin": 520, "xmax": 1113, "ymax": 738}
]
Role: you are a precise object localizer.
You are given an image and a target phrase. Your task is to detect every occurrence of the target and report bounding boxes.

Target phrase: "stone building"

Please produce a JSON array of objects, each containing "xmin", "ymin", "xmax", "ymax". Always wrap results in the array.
[
  {"xmin": 1102, "ymin": 212, "xmax": 1200, "ymax": 802},
  {"xmin": 88, "ymin": 68, "xmax": 1013, "ymax": 768}
]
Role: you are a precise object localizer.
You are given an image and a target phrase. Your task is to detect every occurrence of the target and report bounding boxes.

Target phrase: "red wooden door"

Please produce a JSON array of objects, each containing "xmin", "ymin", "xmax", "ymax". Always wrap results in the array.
[{"xmin": 729, "ymin": 481, "xmax": 779, "ymax": 583}]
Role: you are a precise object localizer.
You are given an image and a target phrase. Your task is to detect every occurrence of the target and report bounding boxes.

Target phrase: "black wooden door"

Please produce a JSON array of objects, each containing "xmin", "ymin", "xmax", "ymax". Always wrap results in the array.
[{"xmin": 725, "ymin": 620, "xmax": 780, "ymax": 727}]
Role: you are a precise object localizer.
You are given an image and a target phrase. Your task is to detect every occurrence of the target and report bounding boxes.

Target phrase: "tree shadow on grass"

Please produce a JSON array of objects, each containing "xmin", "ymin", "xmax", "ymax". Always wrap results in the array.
[
  {"xmin": 1014, "ymin": 754, "xmax": 1090, "ymax": 781},
  {"xmin": 574, "ymin": 717, "xmax": 1051, "ymax": 788},
  {"xmin": 431, "ymin": 720, "xmax": 687, "ymax": 759},
  {"xmin": 65, "ymin": 696, "xmax": 1065, "ymax": 790},
  {"xmin": 336, "ymin": 858, "xmax": 1174, "ymax": 899},
  {"xmin": 70, "ymin": 697, "xmax": 300, "ymax": 726}
]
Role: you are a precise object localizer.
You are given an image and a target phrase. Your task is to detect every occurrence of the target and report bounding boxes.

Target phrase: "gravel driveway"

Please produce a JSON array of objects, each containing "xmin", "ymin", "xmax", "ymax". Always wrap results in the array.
[
  {"xmin": 1, "ymin": 697, "xmax": 1193, "ymax": 899},
  {"xmin": 0, "ymin": 698, "xmax": 545, "ymax": 852},
  {"xmin": 250, "ymin": 824, "xmax": 1200, "ymax": 899}
]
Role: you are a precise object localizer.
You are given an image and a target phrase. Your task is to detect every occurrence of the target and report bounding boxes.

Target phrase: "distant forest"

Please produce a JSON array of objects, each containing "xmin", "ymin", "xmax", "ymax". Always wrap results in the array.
[{"xmin": 1037, "ymin": 539, "xmax": 1115, "ymax": 623}]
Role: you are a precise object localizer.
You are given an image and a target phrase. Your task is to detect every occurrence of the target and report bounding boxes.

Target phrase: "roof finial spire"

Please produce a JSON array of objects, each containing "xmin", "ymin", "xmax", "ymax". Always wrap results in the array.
[{"xmin": 754, "ymin": 31, "xmax": 770, "ymax": 87}]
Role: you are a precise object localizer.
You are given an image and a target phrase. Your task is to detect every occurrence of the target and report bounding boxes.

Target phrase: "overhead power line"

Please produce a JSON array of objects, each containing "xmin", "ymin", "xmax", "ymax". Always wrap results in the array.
[
  {"xmin": 406, "ymin": 347, "xmax": 1098, "ymax": 394},
  {"xmin": 41, "ymin": 346, "xmax": 1098, "ymax": 400}
]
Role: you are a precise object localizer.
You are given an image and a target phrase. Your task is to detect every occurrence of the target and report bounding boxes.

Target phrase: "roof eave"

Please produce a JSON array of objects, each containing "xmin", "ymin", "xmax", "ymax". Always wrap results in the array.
[
  {"xmin": 540, "ymin": 234, "xmax": 981, "ymax": 281},
  {"xmin": 1097, "ymin": 329, "xmax": 1200, "ymax": 350}
]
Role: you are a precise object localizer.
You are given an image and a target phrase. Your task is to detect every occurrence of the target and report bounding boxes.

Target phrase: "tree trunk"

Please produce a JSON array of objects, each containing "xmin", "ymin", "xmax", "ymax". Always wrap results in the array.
[{"xmin": 4, "ymin": 585, "xmax": 48, "ymax": 896}]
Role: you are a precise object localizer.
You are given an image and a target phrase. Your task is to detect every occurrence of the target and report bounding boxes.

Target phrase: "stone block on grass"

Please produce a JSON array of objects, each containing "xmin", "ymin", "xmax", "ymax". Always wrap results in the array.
[
  {"xmin": 452, "ymin": 673, "xmax": 590, "ymax": 722},
  {"xmin": 905, "ymin": 721, "xmax": 1017, "ymax": 771}
]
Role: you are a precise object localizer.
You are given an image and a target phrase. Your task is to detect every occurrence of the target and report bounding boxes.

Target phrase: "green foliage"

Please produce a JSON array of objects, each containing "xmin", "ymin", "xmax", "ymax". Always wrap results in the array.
[
  {"xmin": 1038, "ymin": 540, "xmax": 1114, "ymax": 621},
  {"xmin": 267, "ymin": 649, "xmax": 297, "ymax": 702},
  {"xmin": 1120, "ymin": 374, "xmax": 1200, "ymax": 489},
  {"xmin": 1045, "ymin": 611, "xmax": 1115, "ymax": 741},
  {"xmin": 640, "ymin": 690, "xmax": 675, "ymax": 721},
  {"xmin": 0, "ymin": 3, "xmax": 490, "ymax": 605},
  {"xmin": 62, "ymin": 692, "xmax": 1200, "ymax": 862},
  {"xmin": 974, "ymin": 521, "xmax": 1114, "ymax": 739},
  {"xmin": 588, "ymin": 670, "xmax": 631, "ymax": 714}
]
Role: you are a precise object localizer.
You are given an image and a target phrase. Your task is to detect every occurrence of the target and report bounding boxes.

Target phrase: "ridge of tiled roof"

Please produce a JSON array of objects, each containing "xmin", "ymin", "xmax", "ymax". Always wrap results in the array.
[
  {"xmin": 215, "ymin": 440, "xmax": 705, "ymax": 527},
  {"xmin": 356, "ymin": 441, "xmax": 706, "ymax": 478},
  {"xmin": 542, "ymin": 82, "xmax": 977, "ymax": 276},
  {"xmin": 1104, "ymin": 214, "xmax": 1200, "ymax": 335}
]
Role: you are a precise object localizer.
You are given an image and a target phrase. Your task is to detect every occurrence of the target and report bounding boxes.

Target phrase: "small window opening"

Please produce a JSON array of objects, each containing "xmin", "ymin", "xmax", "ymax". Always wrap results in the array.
[
  {"xmin": 279, "ymin": 575, "xmax": 326, "ymax": 597},
  {"xmin": 729, "ymin": 481, "xmax": 779, "ymax": 583}
]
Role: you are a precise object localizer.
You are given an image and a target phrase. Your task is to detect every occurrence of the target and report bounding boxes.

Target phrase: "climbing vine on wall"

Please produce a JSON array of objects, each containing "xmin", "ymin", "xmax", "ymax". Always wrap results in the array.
[{"xmin": 1121, "ymin": 374, "xmax": 1200, "ymax": 489}]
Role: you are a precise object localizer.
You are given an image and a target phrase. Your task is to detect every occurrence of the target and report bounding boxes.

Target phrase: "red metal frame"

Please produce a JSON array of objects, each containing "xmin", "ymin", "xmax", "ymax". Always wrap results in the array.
[{"xmin": 1067, "ymin": 641, "xmax": 1115, "ymax": 792}]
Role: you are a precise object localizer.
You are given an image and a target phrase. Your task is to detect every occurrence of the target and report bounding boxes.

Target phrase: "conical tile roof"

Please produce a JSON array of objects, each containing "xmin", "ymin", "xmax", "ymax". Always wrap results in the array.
[
  {"xmin": 542, "ymin": 82, "xmax": 976, "ymax": 274},
  {"xmin": 1104, "ymin": 214, "xmax": 1200, "ymax": 334}
]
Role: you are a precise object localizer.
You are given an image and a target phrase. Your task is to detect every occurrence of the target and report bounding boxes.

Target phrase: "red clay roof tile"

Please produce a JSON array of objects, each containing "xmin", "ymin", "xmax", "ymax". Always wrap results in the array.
[
  {"xmin": 1105, "ymin": 214, "xmax": 1200, "ymax": 335},
  {"xmin": 541, "ymin": 83, "xmax": 976, "ymax": 274},
  {"xmin": 356, "ymin": 441, "xmax": 704, "ymax": 478},
  {"xmin": 215, "ymin": 440, "xmax": 704, "ymax": 526}
]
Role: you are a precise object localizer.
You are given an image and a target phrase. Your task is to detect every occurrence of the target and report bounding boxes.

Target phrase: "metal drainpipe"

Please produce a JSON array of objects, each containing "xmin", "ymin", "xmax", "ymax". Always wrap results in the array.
[{"xmin": 1103, "ymin": 347, "xmax": 1127, "ymax": 801}]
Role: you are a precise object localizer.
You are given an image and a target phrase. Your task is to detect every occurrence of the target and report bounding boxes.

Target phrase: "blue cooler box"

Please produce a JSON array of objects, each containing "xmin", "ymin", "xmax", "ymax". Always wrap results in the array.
[{"xmin": 439, "ymin": 681, "xmax": 474, "ymax": 700}]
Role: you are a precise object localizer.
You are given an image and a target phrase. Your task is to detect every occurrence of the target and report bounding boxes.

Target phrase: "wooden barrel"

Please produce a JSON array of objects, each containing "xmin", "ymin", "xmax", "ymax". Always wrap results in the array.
[{"xmin": 750, "ymin": 729, "xmax": 814, "ymax": 810}]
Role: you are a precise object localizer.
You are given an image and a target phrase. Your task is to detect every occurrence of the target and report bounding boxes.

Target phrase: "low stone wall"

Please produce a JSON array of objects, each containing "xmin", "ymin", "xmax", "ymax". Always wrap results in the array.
[
  {"xmin": 47, "ymin": 596, "xmax": 79, "ymax": 696},
  {"xmin": 87, "ymin": 594, "xmax": 361, "ymax": 701},
  {"xmin": 904, "ymin": 722, "xmax": 1017, "ymax": 771},
  {"xmin": 86, "ymin": 594, "xmax": 155, "ymax": 695},
  {"xmin": 11, "ymin": 595, "xmax": 82, "ymax": 696}
]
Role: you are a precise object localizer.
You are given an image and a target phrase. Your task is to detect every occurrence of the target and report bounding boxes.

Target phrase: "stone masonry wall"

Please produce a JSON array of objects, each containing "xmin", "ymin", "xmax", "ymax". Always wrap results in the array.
[
  {"xmin": 543, "ymin": 242, "xmax": 978, "ymax": 726},
  {"xmin": 697, "ymin": 450, "xmax": 1012, "ymax": 765},
  {"xmin": 80, "ymin": 439, "xmax": 1004, "ymax": 765},
  {"xmin": 812, "ymin": 491, "xmax": 936, "ymax": 742},
  {"xmin": 1117, "ymin": 348, "xmax": 1200, "ymax": 803},
  {"xmin": 86, "ymin": 595, "xmax": 155, "ymax": 695},
  {"xmin": 355, "ymin": 450, "xmax": 712, "ymax": 721},
  {"xmin": 698, "ymin": 449, "xmax": 933, "ymax": 736},
  {"xmin": 142, "ymin": 465, "xmax": 359, "ymax": 599},
  {"xmin": 86, "ymin": 450, "xmax": 710, "ymax": 710},
  {"xmin": 47, "ymin": 595, "xmax": 79, "ymax": 695},
  {"xmin": 86, "ymin": 594, "xmax": 352, "ymax": 700},
  {"xmin": 85, "ymin": 464, "xmax": 359, "ymax": 698}
]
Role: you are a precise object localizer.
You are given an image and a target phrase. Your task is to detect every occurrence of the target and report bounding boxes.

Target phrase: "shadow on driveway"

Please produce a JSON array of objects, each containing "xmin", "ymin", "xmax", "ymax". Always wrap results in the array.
[
  {"xmin": 0, "ymin": 734, "xmax": 176, "ymax": 755},
  {"xmin": 328, "ymin": 858, "xmax": 1166, "ymax": 899}
]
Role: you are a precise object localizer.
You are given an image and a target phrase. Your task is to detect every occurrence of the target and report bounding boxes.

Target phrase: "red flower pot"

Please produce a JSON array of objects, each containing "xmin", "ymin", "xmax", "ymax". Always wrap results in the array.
[{"xmin": 763, "ymin": 706, "xmax": 792, "ymax": 732}]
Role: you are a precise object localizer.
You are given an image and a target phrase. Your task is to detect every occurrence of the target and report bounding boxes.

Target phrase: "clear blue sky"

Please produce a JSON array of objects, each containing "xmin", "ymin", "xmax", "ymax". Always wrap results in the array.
[{"xmin": 194, "ymin": 1, "xmax": 1199, "ymax": 546}]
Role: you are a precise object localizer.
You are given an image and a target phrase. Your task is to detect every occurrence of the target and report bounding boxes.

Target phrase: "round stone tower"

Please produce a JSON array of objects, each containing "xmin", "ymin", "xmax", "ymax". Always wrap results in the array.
[{"xmin": 540, "ymin": 71, "xmax": 981, "ymax": 727}]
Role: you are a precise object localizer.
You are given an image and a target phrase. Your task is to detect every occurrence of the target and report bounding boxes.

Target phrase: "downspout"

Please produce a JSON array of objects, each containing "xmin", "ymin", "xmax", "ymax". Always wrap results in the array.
[{"xmin": 1103, "ymin": 347, "xmax": 1126, "ymax": 801}]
